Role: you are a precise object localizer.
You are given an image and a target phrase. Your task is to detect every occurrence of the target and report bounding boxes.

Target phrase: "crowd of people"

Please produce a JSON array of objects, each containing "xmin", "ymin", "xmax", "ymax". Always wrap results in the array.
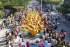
[{"xmin": 0, "ymin": 8, "xmax": 69, "ymax": 47}]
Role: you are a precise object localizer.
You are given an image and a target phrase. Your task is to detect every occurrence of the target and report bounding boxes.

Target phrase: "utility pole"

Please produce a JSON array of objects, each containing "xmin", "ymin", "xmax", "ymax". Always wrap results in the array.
[{"xmin": 41, "ymin": 0, "xmax": 42, "ymax": 13}]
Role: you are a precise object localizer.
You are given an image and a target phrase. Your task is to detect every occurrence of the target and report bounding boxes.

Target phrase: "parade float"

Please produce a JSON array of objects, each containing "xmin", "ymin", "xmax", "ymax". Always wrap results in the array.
[{"xmin": 21, "ymin": 10, "xmax": 45, "ymax": 37}]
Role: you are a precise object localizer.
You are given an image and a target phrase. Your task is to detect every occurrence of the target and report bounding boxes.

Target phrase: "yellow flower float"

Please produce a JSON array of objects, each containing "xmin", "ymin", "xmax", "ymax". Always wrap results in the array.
[{"xmin": 21, "ymin": 10, "xmax": 45, "ymax": 36}]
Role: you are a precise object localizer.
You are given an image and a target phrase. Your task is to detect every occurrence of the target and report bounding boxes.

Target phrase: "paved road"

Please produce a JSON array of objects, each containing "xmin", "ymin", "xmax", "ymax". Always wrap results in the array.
[
  {"xmin": 56, "ymin": 15, "xmax": 70, "ymax": 42},
  {"xmin": 56, "ymin": 16, "xmax": 70, "ymax": 31}
]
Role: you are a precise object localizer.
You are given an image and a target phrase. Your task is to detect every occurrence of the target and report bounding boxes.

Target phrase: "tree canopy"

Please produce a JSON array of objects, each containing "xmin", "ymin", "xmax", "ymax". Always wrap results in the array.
[
  {"xmin": 58, "ymin": 0, "xmax": 70, "ymax": 14},
  {"xmin": 0, "ymin": 0, "xmax": 31, "ymax": 8},
  {"xmin": 38, "ymin": 0, "xmax": 64, "ymax": 5}
]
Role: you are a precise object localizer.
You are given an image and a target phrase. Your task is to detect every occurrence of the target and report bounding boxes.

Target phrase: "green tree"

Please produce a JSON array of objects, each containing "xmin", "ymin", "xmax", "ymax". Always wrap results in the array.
[
  {"xmin": 0, "ymin": 0, "xmax": 31, "ymax": 19},
  {"xmin": 57, "ymin": 0, "xmax": 70, "ymax": 14},
  {"xmin": 0, "ymin": 0, "xmax": 31, "ymax": 8},
  {"xmin": 38, "ymin": 0, "xmax": 64, "ymax": 5}
]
